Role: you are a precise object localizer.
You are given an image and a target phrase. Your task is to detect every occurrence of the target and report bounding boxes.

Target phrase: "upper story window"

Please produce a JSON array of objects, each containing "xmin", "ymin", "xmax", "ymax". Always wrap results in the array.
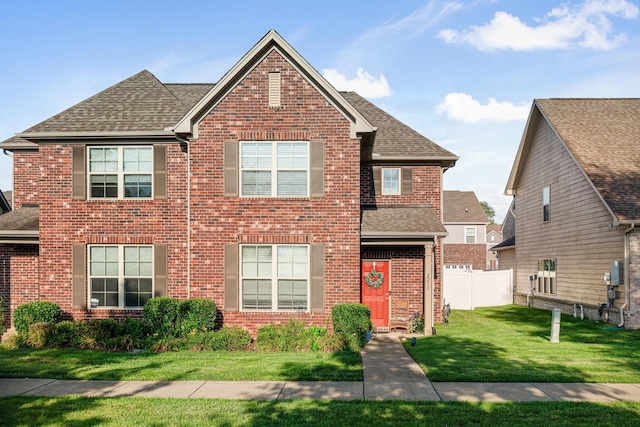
[
  {"xmin": 381, "ymin": 168, "xmax": 401, "ymax": 195},
  {"xmin": 240, "ymin": 141, "xmax": 308, "ymax": 197},
  {"xmin": 240, "ymin": 244, "xmax": 309, "ymax": 311},
  {"xmin": 465, "ymin": 227, "xmax": 476, "ymax": 244},
  {"xmin": 88, "ymin": 147, "xmax": 152, "ymax": 199},
  {"xmin": 89, "ymin": 245, "xmax": 153, "ymax": 309},
  {"xmin": 543, "ymin": 186, "xmax": 550, "ymax": 222}
]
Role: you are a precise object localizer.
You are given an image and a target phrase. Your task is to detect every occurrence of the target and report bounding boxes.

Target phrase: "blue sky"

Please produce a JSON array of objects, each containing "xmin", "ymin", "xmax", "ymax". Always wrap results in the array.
[{"xmin": 1, "ymin": 0, "xmax": 639, "ymax": 221}]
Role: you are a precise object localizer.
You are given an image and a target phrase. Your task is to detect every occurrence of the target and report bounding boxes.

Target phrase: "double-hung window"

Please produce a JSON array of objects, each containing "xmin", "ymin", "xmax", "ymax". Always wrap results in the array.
[
  {"xmin": 88, "ymin": 147, "xmax": 153, "ymax": 199},
  {"xmin": 241, "ymin": 245, "xmax": 309, "ymax": 311},
  {"xmin": 240, "ymin": 142, "xmax": 308, "ymax": 197},
  {"xmin": 465, "ymin": 227, "xmax": 476, "ymax": 244},
  {"xmin": 537, "ymin": 259, "xmax": 556, "ymax": 294},
  {"xmin": 381, "ymin": 168, "xmax": 401, "ymax": 195},
  {"xmin": 89, "ymin": 245, "xmax": 153, "ymax": 308}
]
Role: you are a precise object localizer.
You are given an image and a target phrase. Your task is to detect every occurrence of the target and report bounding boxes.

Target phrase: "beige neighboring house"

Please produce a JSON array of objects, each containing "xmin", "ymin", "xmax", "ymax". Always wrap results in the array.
[
  {"xmin": 486, "ymin": 224, "xmax": 501, "ymax": 270},
  {"xmin": 442, "ymin": 190, "xmax": 489, "ymax": 270},
  {"xmin": 505, "ymin": 98, "xmax": 640, "ymax": 329}
]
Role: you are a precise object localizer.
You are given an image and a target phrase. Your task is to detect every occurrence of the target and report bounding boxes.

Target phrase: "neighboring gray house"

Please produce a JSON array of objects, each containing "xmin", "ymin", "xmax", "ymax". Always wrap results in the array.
[
  {"xmin": 504, "ymin": 98, "xmax": 640, "ymax": 329},
  {"xmin": 486, "ymin": 224, "xmax": 501, "ymax": 270},
  {"xmin": 442, "ymin": 190, "xmax": 489, "ymax": 270}
]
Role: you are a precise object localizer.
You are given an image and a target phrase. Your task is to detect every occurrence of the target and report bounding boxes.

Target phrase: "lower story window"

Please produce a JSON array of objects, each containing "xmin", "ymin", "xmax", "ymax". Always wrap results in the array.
[
  {"xmin": 89, "ymin": 245, "xmax": 153, "ymax": 308},
  {"xmin": 241, "ymin": 244, "xmax": 309, "ymax": 311},
  {"xmin": 537, "ymin": 259, "xmax": 556, "ymax": 294}
]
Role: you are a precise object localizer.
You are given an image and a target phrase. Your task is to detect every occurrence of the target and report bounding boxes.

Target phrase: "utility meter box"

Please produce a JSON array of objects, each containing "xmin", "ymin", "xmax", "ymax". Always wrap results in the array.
[{"xmin": 610, "ymin": 261, "xmax": 622, "ymax": 286}]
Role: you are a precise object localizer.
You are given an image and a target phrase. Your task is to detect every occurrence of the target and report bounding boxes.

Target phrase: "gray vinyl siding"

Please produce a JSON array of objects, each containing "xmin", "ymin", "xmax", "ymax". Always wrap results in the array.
[
  {"xmin": 514, "ymin": 118, "xmax": 624, "ymax": 305},
  {"xmin": 498, "ymin": 248, "xmax": 515, "ymax": 272},
  {"xmin": 443, "ymin": 224, "xmax": 487, "ymax": 244}
]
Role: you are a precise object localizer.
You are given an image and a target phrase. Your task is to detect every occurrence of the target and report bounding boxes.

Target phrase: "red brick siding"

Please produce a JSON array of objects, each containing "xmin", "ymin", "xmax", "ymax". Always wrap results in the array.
[
  {"xmin": 443, "ymin": 243, "xmax": 487, "ymax": 270},
  {"xmin": 0, "ymin": 244, "xmax": 39, "ymax": 327},
  {"xmin": 37, "ymin": 142, "xmax": 189, "ymax": 320},
  {"xmin": 187, "ymin": 50, "xmax": 361, "ymax": 334},
  {"xmin": 12, "ymin": 151, "xmax": 40, "ymax": 208}
]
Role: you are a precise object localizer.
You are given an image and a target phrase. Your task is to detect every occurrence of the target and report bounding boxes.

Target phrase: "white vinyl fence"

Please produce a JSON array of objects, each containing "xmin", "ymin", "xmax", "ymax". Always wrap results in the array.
[{"xmin": 443, "ymin": 269, "xmax": 513, "ymax": 310}]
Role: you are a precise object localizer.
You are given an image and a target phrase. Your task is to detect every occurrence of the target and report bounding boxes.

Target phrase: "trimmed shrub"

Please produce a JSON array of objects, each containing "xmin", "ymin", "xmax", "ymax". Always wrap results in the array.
[
  {"xmin": 143, "ymin": 297, "xmax": 180, "ymax": 335},
  {"xmin": 13, "ymin": 301, "xmax": 62, "ymax": 335},
  {"xmin": 332, "ymin": 303, "xmax": 371, "ymax": 351},
  {"xmin": 51, "ymin": 320, "xmax": 77, "ymax": 347},
  {"xmin": 0, "ymin": 333, "xmax": 26, "ymax": 350},
  {"xmin": 178, "ymin": 298, "xmax": 217, "ymax": 335},
  {"xmin": 27, "ymin": 322, "xmax": 56, "ymax": 348},
  {"xmin": 186, "ymin": 326, "xmax": 251, "ymax": 351}
]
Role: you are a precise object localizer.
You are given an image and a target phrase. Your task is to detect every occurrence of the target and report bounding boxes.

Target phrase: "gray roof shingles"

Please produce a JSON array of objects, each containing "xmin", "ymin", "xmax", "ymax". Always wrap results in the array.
[
  {"xmin": 341, "ymin": 92, "xmax": 457, "ymax": 160},
  {"xmin": 0, "ymin": 207, "xmax": 39, "ymax": 231},
  {"xmin": 443, "ymin": 190, "xmax": 489, "ymax": 223},
  {"xmin": 536, "ymin": 98, "xmax": 640, "ymax": 222},
  {"xmin": 361, "ymin": 206, "xmax": 446, "ymax": 235}
]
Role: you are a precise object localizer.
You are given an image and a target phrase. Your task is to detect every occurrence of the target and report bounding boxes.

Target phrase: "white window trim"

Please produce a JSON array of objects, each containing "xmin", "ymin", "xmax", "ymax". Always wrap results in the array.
[
  {"xmin": 381, "ymin": 167, "xmax": 401, "ymax": 195},
  {"xmin": 87, "ymin": 146, "xmax": 153, "ymax": 200},
  {"xmin": 537, "ymin": 258, "xmax": 557, "ymax": 295},
  {"xmin": 465, "ymin": 227, "xmax": 476, "ymax": 244},
  {"xmin": 239, "ymin": 141, "xmax": 309, "ymax": 198},
  {"xmin": 240, "ymin": 244, "xmax": 310, "ymax": 312},
  {"xmin": 88, "ymin": 244, "xmax": 154, "ymax": 309}
]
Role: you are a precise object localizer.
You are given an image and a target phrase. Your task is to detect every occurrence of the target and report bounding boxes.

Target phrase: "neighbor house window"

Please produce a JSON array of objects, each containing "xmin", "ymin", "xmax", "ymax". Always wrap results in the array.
[
  {"xmin": 89, "ymin": 245, "xmax": 153, "ymax": 308},
  {"xmin": 88, "ymin": 147, "xmax": 152, "ymax": 199},
  {"xmin": 537, "ymin": 259, "xmax": 556, "ymax": 294},
  {"xmin": 465, "ymin": 227, "xmax": 476, "ymax": 244},
  {"xmin": 241, "ymin": 245, "xmax": 309, "ymax": 311},
  {"xmin": 240, "ymin": 142, "xmax": 308, "ymax": 197},
  {"xmin": 381, "ymin": 168, "xmax": 401, "ymax": 195},
  {"xmin": 543, "ymin": 186, "xmax": 550, "ymax": 222}
]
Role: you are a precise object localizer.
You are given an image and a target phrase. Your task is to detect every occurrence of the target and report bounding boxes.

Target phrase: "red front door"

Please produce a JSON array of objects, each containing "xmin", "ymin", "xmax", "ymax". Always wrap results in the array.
[{"xmin": 361, "ymin": 260, "xmax": 390, "ymax": 329}]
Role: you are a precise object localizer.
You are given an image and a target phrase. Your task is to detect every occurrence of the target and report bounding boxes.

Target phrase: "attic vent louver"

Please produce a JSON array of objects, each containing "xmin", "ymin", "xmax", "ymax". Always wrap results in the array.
[{"xmin": 268, "ymin": 72, "xmax": 281, "ymax": 107}]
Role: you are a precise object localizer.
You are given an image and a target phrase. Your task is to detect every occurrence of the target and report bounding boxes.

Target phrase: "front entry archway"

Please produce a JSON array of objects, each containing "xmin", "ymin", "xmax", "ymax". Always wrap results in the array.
[{"xmin": 361, "ymin": 260, "xmax": 390, "ymax": 330}]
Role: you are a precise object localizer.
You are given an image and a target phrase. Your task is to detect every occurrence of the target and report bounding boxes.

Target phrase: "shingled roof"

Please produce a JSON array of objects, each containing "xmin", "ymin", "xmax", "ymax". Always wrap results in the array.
[
  {"xmin": 443, "ymin": 191, "xmax": 489, "ymax": 223},
  {"xmin": 361, "ymin": 205, "xmax": 447, "ymax": 239},
  {"xmin": 508, "ymin": 99, "xmax": 640, "ymax": 222},
  {"xmin": 341, "ymin": 92, "xmax": 458, "ymax": 162}
]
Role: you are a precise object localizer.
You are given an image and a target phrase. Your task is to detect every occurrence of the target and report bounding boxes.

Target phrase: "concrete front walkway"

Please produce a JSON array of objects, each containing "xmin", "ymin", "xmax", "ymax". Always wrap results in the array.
[{"xmin": 1, "ymin": 333, "xmax": 640, "ymax": 402}]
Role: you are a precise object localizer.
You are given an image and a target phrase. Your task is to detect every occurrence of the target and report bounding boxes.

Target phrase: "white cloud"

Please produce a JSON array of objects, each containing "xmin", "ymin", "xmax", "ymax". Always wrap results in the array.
[
  {"xmin": 436, "ymin": 92, "xmax": 530, "ymax": 123},
  {"xmin": 438, "ymin": 0, "xmax": 639, "ymax": 51},
  {"xmin": 322, "ymin": 68, "xmax": 392, "ymax": 98}
]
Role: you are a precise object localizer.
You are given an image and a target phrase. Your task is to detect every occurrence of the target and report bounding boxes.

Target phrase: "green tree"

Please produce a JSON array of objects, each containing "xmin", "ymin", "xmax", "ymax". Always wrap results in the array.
[{"xmin": 480, "ymin": 201, "xmax": 495, "ymax": 224}]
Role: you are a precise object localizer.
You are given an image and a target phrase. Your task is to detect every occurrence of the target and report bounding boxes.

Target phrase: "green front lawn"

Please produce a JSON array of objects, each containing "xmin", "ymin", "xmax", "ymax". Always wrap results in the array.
[
  {"xmin": 0, "ymin": 348, "xmax": 362, "ymax": 381},
  {"xmin": 2, "ymin": 396, "xmax": 640, "ymax": 427},
  {"xmin": 407, "ymin": 305, "xmax": 640, "ymax": 383}
]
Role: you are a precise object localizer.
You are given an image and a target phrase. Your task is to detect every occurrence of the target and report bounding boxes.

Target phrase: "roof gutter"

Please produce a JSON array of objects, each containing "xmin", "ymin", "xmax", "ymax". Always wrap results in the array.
[
  {"xmin": 16, "ymin": 131, "xmax": 178, "ymax": 143},
  {"xmin": 0, "ymin": 230, "xmax": 39, "ymax": 245}
]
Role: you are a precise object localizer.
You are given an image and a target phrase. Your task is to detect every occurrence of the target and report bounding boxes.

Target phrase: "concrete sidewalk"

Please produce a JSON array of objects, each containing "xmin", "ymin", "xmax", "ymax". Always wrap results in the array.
[{"xmin": 1, "ymin": 333, "xmax": 639, "ymax": 402}]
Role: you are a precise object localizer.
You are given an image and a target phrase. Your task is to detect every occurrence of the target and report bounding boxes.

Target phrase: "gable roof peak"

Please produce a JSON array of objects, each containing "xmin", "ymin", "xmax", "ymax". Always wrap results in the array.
[{"xmin": 172, "ymin": 29, "xmax": 374, "ymax": 138}]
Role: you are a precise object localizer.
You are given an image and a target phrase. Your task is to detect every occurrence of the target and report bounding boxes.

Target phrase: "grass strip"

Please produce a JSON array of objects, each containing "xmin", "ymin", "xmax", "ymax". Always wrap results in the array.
[{"xmin": 2, "ymin": 396, "xmax": 640, "ymax": 427}]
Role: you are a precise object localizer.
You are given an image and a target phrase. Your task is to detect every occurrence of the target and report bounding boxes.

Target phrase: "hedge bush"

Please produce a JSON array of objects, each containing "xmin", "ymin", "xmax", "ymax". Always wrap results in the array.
[
  {"xmin": 256, "ymin": 320, "xmax": 340, "ymax": 352},
  {"xmin": 13, "ymin": 301, "xmax": 62, "ymax": 335},
  {"xmin": 143, "ymin": 297, "xmax": 180, "ymax": 335},
  {"xmin": 27, "ymin": 322, "xmax": 56, "ymax": 348},
  {"xmin": 178, "ymin": 298, "xmax": 217, "ymax": 335},
  {"xmin": 331, "ymin": 303, "xmax": 371, "ymax": 351}
]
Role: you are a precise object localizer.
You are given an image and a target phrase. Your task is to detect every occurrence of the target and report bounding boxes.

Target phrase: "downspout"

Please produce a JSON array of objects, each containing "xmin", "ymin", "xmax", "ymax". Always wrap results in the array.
[
  {"xmin": 176, "ymin": 136, "xmax": 191, "ymax": 299},
  {"xmin": 619, "ymin": 223, "xmax": 634, "ymax": 327}
]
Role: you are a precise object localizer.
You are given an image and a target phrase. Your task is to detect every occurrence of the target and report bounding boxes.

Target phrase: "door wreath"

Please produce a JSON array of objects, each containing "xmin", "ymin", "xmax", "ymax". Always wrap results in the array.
[{"xmin": 365, "ymin": 269, "xmax": 384, "ymax": 289}]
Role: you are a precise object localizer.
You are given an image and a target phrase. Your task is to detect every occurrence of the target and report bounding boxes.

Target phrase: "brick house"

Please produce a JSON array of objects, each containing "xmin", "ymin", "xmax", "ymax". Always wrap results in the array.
[
  {"xmin": 0, "ymin": 30, "xmax": 457, "ymax": 335},
  {"xmin": 442, "ymin": 191, "xmax": 489, "ymax": 270}
]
